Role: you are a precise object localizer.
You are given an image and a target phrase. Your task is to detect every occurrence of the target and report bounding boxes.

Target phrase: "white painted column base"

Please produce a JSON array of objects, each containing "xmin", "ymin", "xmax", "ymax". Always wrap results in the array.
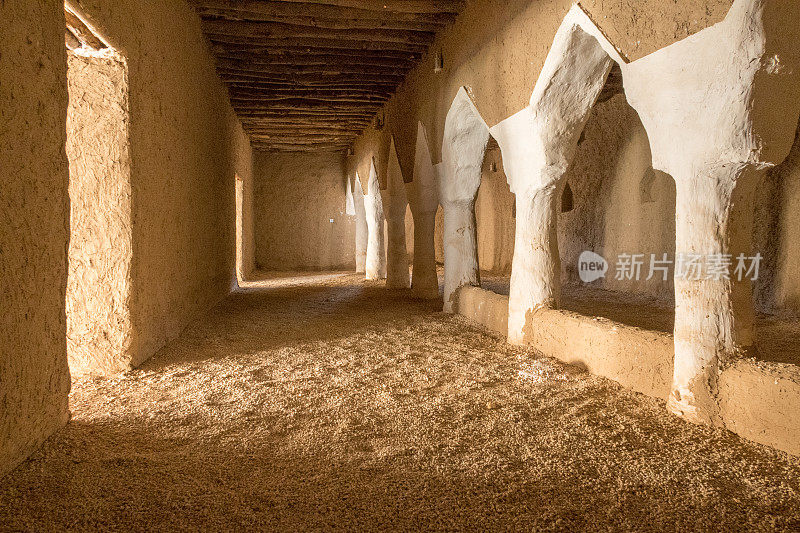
[
  {"xmin": 386, "ymin": 214, "xmax": 410, "ymax": 289},
  {"xmin": 668, "ymin": 165, "xmax": 759, "ymax": 424},
  {"xmin": 411, "ymin": 209, "xmax": 440, "ymax": 299},
  {"xmin": 507, "ymin": 184, "xmax": 560, "ymax": 344},
  {"xmin": 442, "ymin": 199, "xmax": 479, "ymax": 312}
]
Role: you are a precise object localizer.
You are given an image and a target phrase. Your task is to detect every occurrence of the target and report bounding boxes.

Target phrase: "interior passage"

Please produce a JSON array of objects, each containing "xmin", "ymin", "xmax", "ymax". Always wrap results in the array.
[{"xmin": 1, "ymin": 273, "xmax": 799, "ymax": 531}]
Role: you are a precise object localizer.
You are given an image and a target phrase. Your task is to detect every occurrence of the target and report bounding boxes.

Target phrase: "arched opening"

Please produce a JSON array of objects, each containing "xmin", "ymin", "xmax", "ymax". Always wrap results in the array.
[
  {"xmin": 557, "ymin": 80, "xmax": 677, "ymax": 332},
  {"xmin": 752, "ymin": 119, "xmax": 800, "ymax": 367},
  {"xmin": 560, "ymin": 182, "xmax": 574, "ymax": 213},
  {"xmin": 475, "ymin": 136, "xmax": 515, "ymax": 295}
]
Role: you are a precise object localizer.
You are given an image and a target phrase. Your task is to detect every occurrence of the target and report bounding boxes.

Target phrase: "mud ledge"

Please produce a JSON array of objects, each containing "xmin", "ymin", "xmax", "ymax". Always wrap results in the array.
[{"xmin": 453, "ymin": 285, "xmax": 800, "ymax": 457}]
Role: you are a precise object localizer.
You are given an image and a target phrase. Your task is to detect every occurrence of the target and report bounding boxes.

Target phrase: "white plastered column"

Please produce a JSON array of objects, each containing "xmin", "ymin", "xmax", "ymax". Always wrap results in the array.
[
  {"xmin": 621, "ymin": 0, "xmax": 800, "ymax": 423},
  {"xmin": 347, "ymin": 173, "xmax": 368, "ymax": 273},
  {"xmin": 490, "ymin": 10, "xmax": 615, "ymax": 344},
  {"xmin": 439, "ymin": 88, "xmax": 490, "ymax": 312},
  {"xmin": 384, "ymin": 137, "xmax": 411, "ymax": 288},
  {"xmin": 364, "ymin": 159, "xmax": 387, "ymax": 280},
  {"xmin": 407, "ymin": 122, "xmax": 441, "ymax": 299}
]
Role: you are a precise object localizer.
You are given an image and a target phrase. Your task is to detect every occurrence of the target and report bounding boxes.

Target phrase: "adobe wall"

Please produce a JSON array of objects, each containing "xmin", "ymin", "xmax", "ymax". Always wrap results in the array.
[
  {"xmin": 348, "ymin": 0, "xmax": 742, "ymax": 301},
  {"xmin": 72, "ymin": 0, "xmax": 254, "ymax": 367},
  {"xmin": 755, "ymin": 124, "xmax": 800, "ymax": 316},
  {"xmin": 476, "ymin": 145, "xmax": 515, "ymax": 274},
  {"xmin": 559, "ymin": 94, "xmax": 675, "ymax": 301},
  {"xmin": 254, "ymin": 152, "xmax": 356, "ymax": 271},
  {"xmin": 0, "ymin": 0, "xmax": 71, "ymax": 476},
  {"xmin": 66, "ymin": 50, "xmax": 133, "ymax": 376}
]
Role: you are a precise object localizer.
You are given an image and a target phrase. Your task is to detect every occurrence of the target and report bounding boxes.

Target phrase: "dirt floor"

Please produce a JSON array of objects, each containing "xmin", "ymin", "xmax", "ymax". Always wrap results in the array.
[{"xmin": 2, "ymin": 272, "xmax": 800, "ymax": 531}]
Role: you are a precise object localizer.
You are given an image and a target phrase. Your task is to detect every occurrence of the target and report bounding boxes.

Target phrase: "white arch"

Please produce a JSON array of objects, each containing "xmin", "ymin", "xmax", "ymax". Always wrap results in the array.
[
  {"xmin": 384, "ymin": 137, "xmax": 411, "ymax": 289},
  {"xmin": 364, "ymin": 158, "xmax": 387, "ymax": 280},
  {"xmin": 348, "ymin": 173, "xmax": 368, "ymax": 274},
  {"xmin": 490, "ymin": 4, "xmax": 616, "ymax": 344},
  {"xmin": 619, "ymin": 0, "xmax": 800, "ymax": 423},
  {"xmin": 438, "ymin": 87, "xmax": 491, "ymax": 312},
  {"xmin": 489, "ymin": 0, "xmax": 800, "ymax": 424},
  {"xmin": 407, "ymin": 122, "xmax": 441, "ymax": 298}
]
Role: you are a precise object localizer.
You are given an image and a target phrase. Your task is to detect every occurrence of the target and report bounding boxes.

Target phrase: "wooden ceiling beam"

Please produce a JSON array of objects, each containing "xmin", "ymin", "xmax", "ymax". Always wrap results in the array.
[
  {"xmin": 189, "ymin": 1, "xmax": 460, "ymax": 22},
  {"xmin": 64, "ymin": 8, "xmax": 106, "ymax": 50},
  {"xmin": 217, "ymin": 55, "xmax": 414, "ymax": 67},
  {"xmin": 202, "ymin": 20, "xmax": 434, "ymax": 45},
  {"xmin": 208, "ymin": 35, "xmax": 429, "ymax": 53},
  {"xmin": 253, "ymin": 0, "xmax": 465, "ymax": 14},
  {"xmin": 198, "ymin": 12, "xmax": 450, "ymax": 32},
  {"xmin": 215, "ymin": 54, "xmax": 417, "ymax": 69},
  {"xmin": 211, "ymin": 44, "xmax": 421, "ymax": 61},
  {"xmin": 189, "ymin": 0, "xmax": 467, "ymax": 152},
  {"xmin": 216, "ymin": 61, "xmax": 411, "ymax": 76}
]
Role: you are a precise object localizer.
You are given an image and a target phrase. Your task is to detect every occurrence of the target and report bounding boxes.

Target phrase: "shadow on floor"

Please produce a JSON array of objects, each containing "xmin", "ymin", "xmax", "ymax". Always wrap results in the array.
[{"xmin": 3, "ymin": 271, "xmax": 800, "ymax": 531}]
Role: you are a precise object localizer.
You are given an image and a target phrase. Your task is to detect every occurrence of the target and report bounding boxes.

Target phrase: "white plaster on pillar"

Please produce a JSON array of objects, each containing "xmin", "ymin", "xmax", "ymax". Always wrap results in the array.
[
  {"xmin": 351, "ymin": 173, "xmax": 368, "ymax": 274},
  {"xmin": 384, "ymin": 138, "xmax": 411, "ymax": 289},
  {"xmin": 619, "ymin": 0, "xmax": 800, "ymax": 423},
  {"xmin": 489, "ymin": 10, "xmax": 614, "ymax": 344},
  {"xmin": 439, "ymin": 87, "xmax": 490, "ymax": 312},
  {"xmin": 407, "ymin": 122, "xmax": 441, "ymax": 299},
  {"xmin": 364, "ymin": 160, "xmax": 387, "ymax": 280}
]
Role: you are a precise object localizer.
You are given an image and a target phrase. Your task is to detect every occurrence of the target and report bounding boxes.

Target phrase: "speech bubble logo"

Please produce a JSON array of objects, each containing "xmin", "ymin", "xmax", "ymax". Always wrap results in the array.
[{"xmin": 578, "ymin": 251, "xmax": 608, "ymax": 283}]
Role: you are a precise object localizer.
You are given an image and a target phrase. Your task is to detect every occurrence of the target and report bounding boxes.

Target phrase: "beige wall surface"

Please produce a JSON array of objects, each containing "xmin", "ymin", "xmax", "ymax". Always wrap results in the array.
[
  {"xmin": 2, "ymin": 0, "xmax": 253, "ymax": 473},
  {"xmin": 755, "ymin": 124, "xmax": 800, "ymax": 316},
  {"xmin": 476, "ymin": 145, "xmax": 515, "ymax": 274},
  {"xmin": 348, "ymin": 0, "xmax": 737, "ymax": 303},
  {"xmin": 66, "ymin": 51, "xmax": 134, "ymax": 377},
  {"xmin": 346, "ymin": 0, "xmax": 800, "ymax": 318},
  {"xmin": 254, "ymin": 152, "xmax": 356, "ymax": 271},
  {"xmin": 73, "ymin": 0, "xmax": 253, "ymax": 367},
  {"xmin": 559, "ymin": 94, "xmax": 676, "ymax": 301},
  {"xmin": 0, "ymin": 0, "xmax": 71, "ymax": 476}
]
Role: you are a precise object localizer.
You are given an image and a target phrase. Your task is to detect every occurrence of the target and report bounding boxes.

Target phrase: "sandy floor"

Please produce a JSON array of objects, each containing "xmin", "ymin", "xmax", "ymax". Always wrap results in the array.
[{"xmin": 2, "ymin": 272, "xmax": 800, "ymax": 531}]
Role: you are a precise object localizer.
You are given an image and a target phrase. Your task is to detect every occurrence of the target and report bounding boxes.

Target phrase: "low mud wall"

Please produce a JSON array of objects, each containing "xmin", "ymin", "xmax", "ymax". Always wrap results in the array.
[{"xmin": 454, "ymin": 286, "xmax": 800, "ymax": 457}]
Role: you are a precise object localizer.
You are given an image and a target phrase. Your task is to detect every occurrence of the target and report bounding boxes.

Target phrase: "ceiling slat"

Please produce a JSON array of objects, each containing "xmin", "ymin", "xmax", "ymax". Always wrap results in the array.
[{"xmin": 190, "ymin": 0, "xmax": 466, "ymax": 151}]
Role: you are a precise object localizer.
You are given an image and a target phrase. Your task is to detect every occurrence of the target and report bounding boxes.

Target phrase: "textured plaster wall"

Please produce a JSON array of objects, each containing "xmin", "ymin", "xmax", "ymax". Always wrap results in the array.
[
  {"xmin": 559, "ymin": 94, "xmax": 676, "ymax": 301},
  {"xmin": 476, "ymin": 146, "xmax": 515, "ymax": 273},
  {"xmin": 755, "ymin": 124, "xmax": 800, "ymax": 316},
  {"xmin": 254, "ymin": 152, "xmax": 355, "ymax": 271},
  {"xmin": 0, "ymin": 0, "xmax": 71, "ymax": 476},
  {"xmin": 72, "ymin": 0, "xmax": 254, "ymax": 367},
  {"xmin": 66, "ymin": 51, "xmax": 133, "ymax": 376},
  {"xmin": 350, "ymin": 0, "xmax": 732, "ymax": 300}
]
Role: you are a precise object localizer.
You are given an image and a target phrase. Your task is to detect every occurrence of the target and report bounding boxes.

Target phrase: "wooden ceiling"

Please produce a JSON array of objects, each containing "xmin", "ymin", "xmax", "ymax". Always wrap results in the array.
[{"xmin": 189, "ymin": 0, "xmax": 466, "ymax": 152}]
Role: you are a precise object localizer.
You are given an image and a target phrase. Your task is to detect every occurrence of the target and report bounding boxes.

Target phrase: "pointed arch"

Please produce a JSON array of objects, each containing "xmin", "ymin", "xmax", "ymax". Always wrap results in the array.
[
  {"xmin": 364, "ymin": 158, "xmax": 386, "ymax": 280},
  {"xmin": 438, "ymin": 87, "xmax": 491, "ymax": 311}
]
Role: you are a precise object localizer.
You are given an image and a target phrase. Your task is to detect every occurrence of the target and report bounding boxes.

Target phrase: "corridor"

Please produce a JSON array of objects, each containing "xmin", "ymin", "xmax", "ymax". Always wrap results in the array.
[{"xmin": 2, "ymin": 274, "xmax": 799, "ymax": 531}]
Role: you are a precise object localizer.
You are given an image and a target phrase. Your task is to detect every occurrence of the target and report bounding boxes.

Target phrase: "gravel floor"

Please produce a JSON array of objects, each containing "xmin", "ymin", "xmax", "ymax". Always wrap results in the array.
[{"xmin": 2, "ymin": 272, "xmax": 800, "ymax": 531}]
